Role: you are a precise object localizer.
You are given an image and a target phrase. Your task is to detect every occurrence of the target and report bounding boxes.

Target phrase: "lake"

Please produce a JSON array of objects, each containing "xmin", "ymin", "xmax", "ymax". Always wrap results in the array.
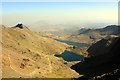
[
  {"xmin": 55, "ymin": 50, "xmax": 84, "ymax": 62},
  {"xmin": 54, "ymin": 38, "xmax": 89, "ymax": 47}
]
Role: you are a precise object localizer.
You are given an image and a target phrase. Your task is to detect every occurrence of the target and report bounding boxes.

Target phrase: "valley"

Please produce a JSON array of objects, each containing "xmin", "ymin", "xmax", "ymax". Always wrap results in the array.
[
  {"xmin": 1, "ymin": 24, "xmax": 80, "ymax": 78},
  {"xmin": 1, "ymin": 24, "xmax": 120, "ymax": 79},
  {"xmin": 1, "ymin": 2, "xmax": 119, "ymax": 79}
]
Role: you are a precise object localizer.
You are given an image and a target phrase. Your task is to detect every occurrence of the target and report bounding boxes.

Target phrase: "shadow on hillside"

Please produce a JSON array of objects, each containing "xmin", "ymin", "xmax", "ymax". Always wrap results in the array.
[{"xmin": 71, "ymin": 37, "xmax": 120, "ymax": 79}]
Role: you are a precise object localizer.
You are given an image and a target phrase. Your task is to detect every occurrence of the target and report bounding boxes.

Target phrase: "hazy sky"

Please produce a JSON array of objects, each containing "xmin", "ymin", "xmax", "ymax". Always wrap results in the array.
[{"xmin": 2, "ymin": 2, "xmax": 118, "ymax": 27}]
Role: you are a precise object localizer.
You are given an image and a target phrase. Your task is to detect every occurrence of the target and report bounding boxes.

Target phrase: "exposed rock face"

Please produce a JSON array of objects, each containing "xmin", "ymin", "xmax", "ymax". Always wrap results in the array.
[
  {"xmin": 71, "ymin": 36, "xmax": 120, "ymax": 79},
  {"xmin": 15, "ymin": 24, "xmax": 24, "ymax": 29},
  {"xmin": 12, "ymin": 24, "xmax": 30, "ymax": 30}
]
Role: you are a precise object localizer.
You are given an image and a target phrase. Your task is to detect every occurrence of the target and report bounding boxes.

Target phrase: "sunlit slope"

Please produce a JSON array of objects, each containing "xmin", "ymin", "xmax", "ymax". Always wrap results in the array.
[{"xmin": 2, "ymin": 25, "xmax": 79, "ymax": 78}]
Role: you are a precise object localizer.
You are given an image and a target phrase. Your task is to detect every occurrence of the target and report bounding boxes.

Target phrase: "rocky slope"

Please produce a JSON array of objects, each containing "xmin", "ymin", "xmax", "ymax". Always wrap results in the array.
[
  {"xmin": 1, "ymin": 24, "xmax": 79, "ymax": 78},
  {"xmin": 71, "ymin": 36, "xmax": 120, "ymax": 79}
]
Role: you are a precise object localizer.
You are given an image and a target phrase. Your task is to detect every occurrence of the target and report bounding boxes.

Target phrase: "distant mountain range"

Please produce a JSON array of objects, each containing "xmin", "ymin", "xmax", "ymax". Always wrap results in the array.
[
  {"xmin": 29, "ymin": 21, "xmax": 81, "ymax": 35},
  {"xmin": 68, "ymin": 25, "xmax": 120, "ymax": 44},
  {"xmin": 78, "ymin": 25, "xmax": 120, "ymax": 35},
  {"xmin": 29, "ymin": 21, "xmax": 113, "ymax": 35}
]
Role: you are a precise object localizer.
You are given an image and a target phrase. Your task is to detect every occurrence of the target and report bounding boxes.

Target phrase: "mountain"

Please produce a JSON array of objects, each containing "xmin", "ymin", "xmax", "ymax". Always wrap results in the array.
[
  {"xmin": 76, "ymin": 25, "xmax": 120, "ymax": 35},
  {"xmin": 1, "ymin": 24, "xmax": 79, "ymax": 78},
  {"xmin": 87, "ymin": 35, "xmax": 118, "ymax": 56},
  {"xmin": 2, "ymin": 23, "xmax": 120, "ymax": 78},
  {"xmin": 100, "ymin": 25, "xmax": 120, "ymax": 35},
  {"xmin": 68, "ymin": 25, "xmax": 120, "ymax": 44},
  {"xmin": 71, "ymin": 36, "xmax": 120, "ymax": 79}
]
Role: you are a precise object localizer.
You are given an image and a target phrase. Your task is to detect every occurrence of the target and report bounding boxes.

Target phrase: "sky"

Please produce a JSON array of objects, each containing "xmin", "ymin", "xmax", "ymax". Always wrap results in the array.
[
  {"xmin": 1, "ymin": 2, "xmax": 118, "ymax": 27},
  {"xmin": 1, "ymin": 0, "xmax": 119, "ymax": 2}
]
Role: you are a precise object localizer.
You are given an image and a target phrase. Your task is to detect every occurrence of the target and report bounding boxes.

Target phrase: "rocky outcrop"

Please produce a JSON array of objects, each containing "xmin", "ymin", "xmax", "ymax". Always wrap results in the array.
[
  {"xmin": 15, "ymin": 24, "xmax": 24, "ymax": 29},
  {"xmin": 12, "ymin": 24, "xmax": 30, "ymax": 30},
  {"xmin": 71, "ymin": 36, "xmax": 120, "ymax": 79}
]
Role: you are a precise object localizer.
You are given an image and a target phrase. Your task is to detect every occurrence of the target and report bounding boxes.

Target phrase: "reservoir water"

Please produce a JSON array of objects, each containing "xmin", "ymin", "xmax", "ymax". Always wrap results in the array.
[
  {"xmin": 55, "ymin": 50, "xmax": 84, "ymax": 62},
  {"xmin": 54, "ymin": 38, "xmax": 89, "ymax": 47},
  {"xmin": 53, "ymin": 38, "xmax": 87, "ymax": 62}
]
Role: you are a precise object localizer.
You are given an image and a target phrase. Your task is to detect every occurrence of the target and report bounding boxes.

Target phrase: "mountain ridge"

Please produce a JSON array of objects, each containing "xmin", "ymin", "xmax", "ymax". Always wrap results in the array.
[
  {"xmin": 67, "ymin": 25, "xmax": 120, "ymax": 44},
  {"xmin": 2, "ymin": 24, "xmax": 79, "ymax": 78},
  {"xmin": 71, "ymin": 36, "xmax": 120, "ymax": 79}
]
